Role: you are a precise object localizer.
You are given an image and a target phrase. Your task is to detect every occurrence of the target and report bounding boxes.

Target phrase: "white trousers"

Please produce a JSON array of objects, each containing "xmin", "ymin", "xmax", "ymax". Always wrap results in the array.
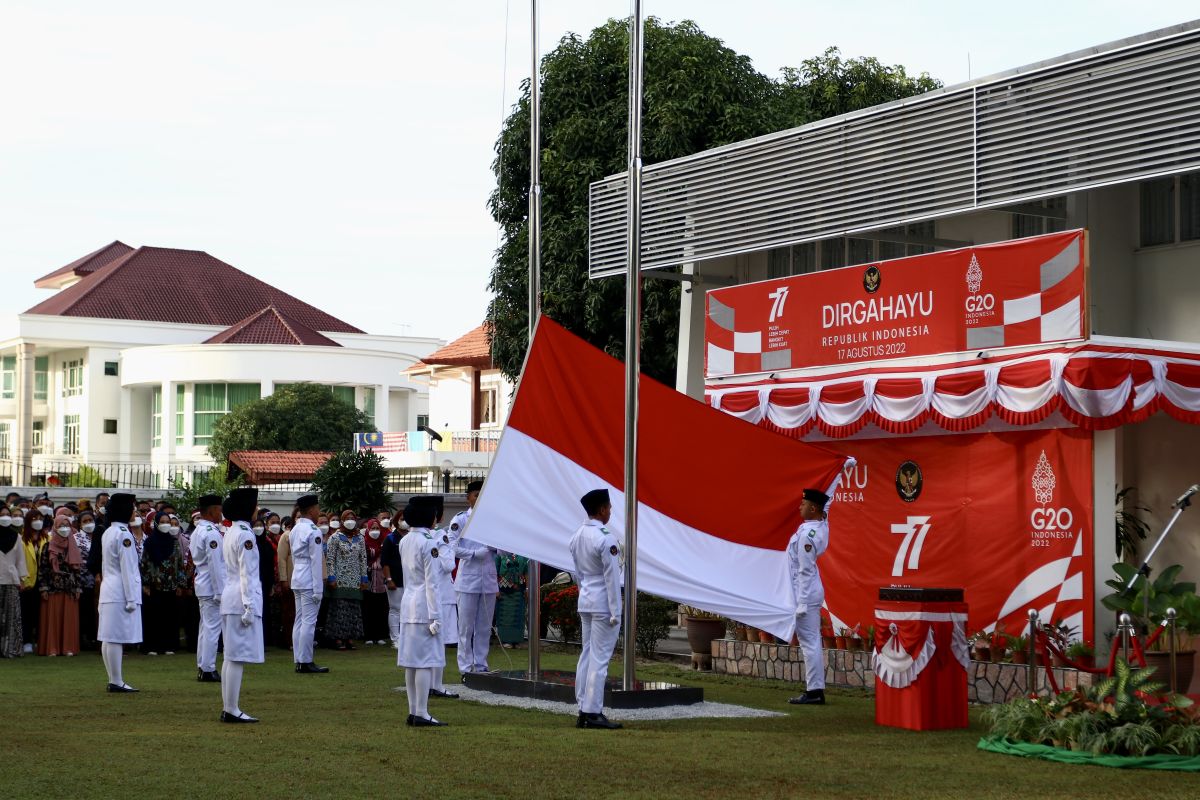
[
  {"xmin": 386, "ymin": 587, "xmax": 403, "ymax": 645},
  {"xmin": 196, "ymin": 596, "xmax": 222, "ymax": 672},
  {"xmin": 293, "ymin": 590, "xmax": 321, "ymax": 664},
  {"xmin": 795, "ymin": 605, "xmax": 825, "ymax": 691},
  {"xmin": 456, "ymin": 591, "xmax": 496, "ymax": 673},
  {"xmin": 576, "ymin": 612, "xmax": 620, "ymax": 714}
]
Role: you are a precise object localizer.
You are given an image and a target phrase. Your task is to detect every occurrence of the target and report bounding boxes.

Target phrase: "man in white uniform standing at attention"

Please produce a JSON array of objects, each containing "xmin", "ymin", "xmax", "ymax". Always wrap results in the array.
[
  {"xmin": 189, "ymin": 493, "xmax": 226, "ymax": 683},
  {"xmin": 290, "ymin": 493, "xmax": 329, "ymax": 674},
  {"xmin": 569, "ymin": 488, "xmax": 623, "ymax": 730},
  {"xmin": 787, "ymin": 487, "xmax": 834, "ymax": 706},
  {"xmin": 219, "ymin": 488, "xmax": 263, "ymax": 723},
  {"xmin": 97, "ymin": 492, "xmax": 141, "ymax": 693}
]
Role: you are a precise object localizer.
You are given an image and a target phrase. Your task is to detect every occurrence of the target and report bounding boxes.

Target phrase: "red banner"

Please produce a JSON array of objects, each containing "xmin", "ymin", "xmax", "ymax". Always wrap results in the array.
[
  {"xmin": 706, "ymin": 230, "xmax": 1087, "ymax": 377},
  {"xmin": 822, "ymin": 427, "xmax": 1094, "ymax": 642}
]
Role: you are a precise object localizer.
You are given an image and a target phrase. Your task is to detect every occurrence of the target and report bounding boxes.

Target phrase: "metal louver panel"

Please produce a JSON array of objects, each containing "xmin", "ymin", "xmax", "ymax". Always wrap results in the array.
[{"xmin": 589, "ymin": 22, "xmax": 1200, "ymax": 278}]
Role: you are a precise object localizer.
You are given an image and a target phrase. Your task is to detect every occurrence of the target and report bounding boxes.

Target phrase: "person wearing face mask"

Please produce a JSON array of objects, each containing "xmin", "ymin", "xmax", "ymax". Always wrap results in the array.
[
  {"xmin": 189, "ymin": 495, "xmax": 226, "ymax": 683},
  {"xmin": 381, "ymin": 508, "xmax": 405, "ymax": 649},
  {"xmin": 314, "ymin": 513, "xmax": 332, "ymax": 649},
  {"xmin": 324, "ymin": 510, "xmax": 367, "ymax": 650},
  {"xmin": 37, "ymin": 513, "xmax": 83, "ymax": 656},
  {"xmin": 361, "ymin": 518, "xmax": 390, "ymax": 646},
  {"xmin": 252, "ymin": 512, "xmax": 278, "ymax": 650},
  {"xmin": 140, "ymin": 511, "xmax": 187, "ymax": 656},
  {"xmin": 20, "ymin": 509, "xmax": 49, "ymax": 654},
  {"xmin": 175, "ymin": 513, "xmax": 201, "ymax": 657},
  {"xmin": 98, "ymin": 493, "xmax": 142, "ymax": 692},
  {"xmin": 275, "ymin": 513, "xmax": 295, "ymax": 651},
  {"xmin": 219, "ymin": 487, "xmax": 264, "ymax": 723},
  {"xmin": 289, "ymin": 495, "xmax": 328, "ymax": 674},
  {"xmin": 73, "ymin": 511, "xmax": 99, "ymax": 650},
  {"xmin": 0, "ymin": 504, "xmax": 28, "ymax": 658}
]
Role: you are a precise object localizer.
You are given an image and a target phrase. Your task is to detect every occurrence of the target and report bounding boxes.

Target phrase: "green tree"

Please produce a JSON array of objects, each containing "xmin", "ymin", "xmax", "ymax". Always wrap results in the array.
[
  {"xmin": 309, "ymin": 450, "xmax": 392, "ymax": 518},
  {"xmin": 487, "ymin": 20, "xmax": 940, "ymax": 382},
  {"xmin": 64, "ymin": 464, "xmax": 114, "ymax": 489},
  {"xmin": 206, "ymin": 382, "xmax": 373, "ymax": 466},
  {"xmin": 161, "ymin": 464, "xmax": 244, "ymax": 518}
]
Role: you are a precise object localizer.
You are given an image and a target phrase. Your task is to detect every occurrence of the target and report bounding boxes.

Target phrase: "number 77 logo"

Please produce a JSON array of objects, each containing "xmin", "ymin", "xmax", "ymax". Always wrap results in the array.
[{"xmin": 891, "ymin": 516, "xmax": 932, "ymax": 577}]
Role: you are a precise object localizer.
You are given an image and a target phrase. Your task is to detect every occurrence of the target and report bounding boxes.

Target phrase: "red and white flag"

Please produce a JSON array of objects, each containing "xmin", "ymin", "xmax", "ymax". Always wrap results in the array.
[{"xmin": 466, "ymin": 318, "xmax": 849, "ymax": 638}]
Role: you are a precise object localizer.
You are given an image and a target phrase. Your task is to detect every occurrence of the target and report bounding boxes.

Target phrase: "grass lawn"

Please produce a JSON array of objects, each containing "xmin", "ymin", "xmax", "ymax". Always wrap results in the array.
[{"xmin": 2, "ymin": 644, "xmax": 1198, "ymax": 799}]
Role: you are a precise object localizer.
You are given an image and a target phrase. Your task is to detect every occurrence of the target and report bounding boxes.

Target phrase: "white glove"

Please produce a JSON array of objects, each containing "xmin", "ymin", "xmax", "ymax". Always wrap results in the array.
[
  {"xmin": 429, "ymin": 620, "xmax": 441, "ymax": 637},
  {"xmin": 124, "ymin": 601, "xmax": 136, "ymax": 613},
  {"xmin": 241, "ymin": 607, "xmax": 254, "ymax": 627},
  {"xmin": 608, "ymin": 616, "xmax": 619, "ymax": 627}
]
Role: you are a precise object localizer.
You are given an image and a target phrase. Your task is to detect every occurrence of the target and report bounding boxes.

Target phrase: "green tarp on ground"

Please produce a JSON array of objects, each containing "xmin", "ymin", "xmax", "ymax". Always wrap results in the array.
[{"xmin": 978, "ymin": 737, "xmax": 1200, "ymax": 771}]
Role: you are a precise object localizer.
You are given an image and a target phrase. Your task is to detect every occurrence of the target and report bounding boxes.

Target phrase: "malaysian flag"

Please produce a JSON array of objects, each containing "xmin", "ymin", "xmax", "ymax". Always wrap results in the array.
[{"xmin": 355, "ymin": 431, "xmax": 410, "ymax": 453}]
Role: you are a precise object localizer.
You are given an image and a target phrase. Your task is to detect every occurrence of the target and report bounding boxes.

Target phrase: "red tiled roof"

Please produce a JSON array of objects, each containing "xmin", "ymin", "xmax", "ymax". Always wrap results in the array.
[
  {"xmin": 25, "ymin": 245, "xmax": 363, "ymax": 333},
  {"xmin": 204, "ymin": 305, "xmax": 342, "ymax": 347},
  {"xmin": 227, "ymin": 450, "xmax": 334, "ymax": 484},
  {"xmin": 423, "ymin": 324, "xmax": 493, "ymax": 368},
  {"xmin": 33, "ymin": 240, "xmax": 135, "ymax": 289}
]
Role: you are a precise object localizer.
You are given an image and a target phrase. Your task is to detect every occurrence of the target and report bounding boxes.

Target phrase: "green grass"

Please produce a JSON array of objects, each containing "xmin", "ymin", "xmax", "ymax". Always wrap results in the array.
[{"xmin": 2, "ymin": 645, "xmax": 1198, "ymax": 799}]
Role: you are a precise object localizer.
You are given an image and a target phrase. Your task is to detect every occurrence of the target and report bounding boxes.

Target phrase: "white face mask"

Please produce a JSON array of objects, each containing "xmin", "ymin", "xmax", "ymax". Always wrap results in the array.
[
  {"xmin": 131, "ymin": 516, "xmax": 142, "ymax": 528},
  {"xmin": 329, "ymin": 519, "xmax": 341, "ymax": 530},
  {"xmin": 157, "ymin": 523, "xmax": 172, "ymax": 533},
  {"xmin": 399, "ymin": 520, "xmax": 410, "ymax": 531},
  {"xmin": 268, "ymin": 524, "xmax": 281, "ymax": 535},
  {"xmin": 169, "ymin": 525, "xmax": 180, "ymax": 536},
  {"xmin": 82, "ymin": 523, "xmax": 96, "ymax": 534},
  {"xmin": 31, "ymin": 520, "xmax": 44, "ymax": 531},
  {"xmin": 0, "ymin": 516, "xmax": 10, "ymax": 527},
  {"xmin": 318, "ymin": 524, "xmax": 329, "ymax": 534},
  {"xmin": 37, "ymin": 505, "xmax": 53, "ymax": 516},
  {"xmin": 252, "ymin": 526, "xmax": 264, "ymax": 535},
  {"xmin": 343, "ymin": 519, "xmax": 357, "ymax": 531},
  {"xmin": 379, "ymin": 518, "xmax": 391, "ymax": 528},
  {"xmin": 367, "ymin": 529, "xmax": 380, "ymax": 539},
  {"xmin": 56, "ymin": 526, "xmax": 71, "ymax": 538},
  {"xmin": 97, "ymin": 506, "xmax": 106, "ymax": 515}
]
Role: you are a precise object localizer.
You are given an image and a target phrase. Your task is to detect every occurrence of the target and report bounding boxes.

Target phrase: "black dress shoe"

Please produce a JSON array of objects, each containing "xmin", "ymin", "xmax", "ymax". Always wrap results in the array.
[
  {"xmin": 296, "ymin": 662, "xmax": 330, "ymax": 674},
  {"xmin": 788, "ymin": 690, "xmax": 826, "ymax": 705},
  {"xmin": 198, "ymin": 670, "xmax": 221, "ymax": 683},
  {"xmin": 581, "ymin": 713, "xmax": 622, "ymax": 729},
  {"xmin": 406, "ymin": 714, "xmax": 415, "ymax": 726},
  {"xmin": 411, "ymin": 715, "xmax": 446, "ymax": 727},
  {"xmin": 220, "ymin": 711, "xmax": 259, "ymax": 724},
  {"xmin": 429, "ymin": 688, "xmax": 459, "ymax": 699},
  {"xmin": 107, "ymin": 683, "xmax": 138, "ymax": 693},
  {"xmin": 576, "ymin": 712, "xmax": 588, "ymax": 728}
]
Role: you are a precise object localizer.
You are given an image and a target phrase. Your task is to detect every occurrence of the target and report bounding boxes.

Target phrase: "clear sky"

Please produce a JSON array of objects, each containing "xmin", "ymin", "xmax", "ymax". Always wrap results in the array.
[{"xmin": 1, "ymin": 1, "xmax": 1196, "ymax": 342}]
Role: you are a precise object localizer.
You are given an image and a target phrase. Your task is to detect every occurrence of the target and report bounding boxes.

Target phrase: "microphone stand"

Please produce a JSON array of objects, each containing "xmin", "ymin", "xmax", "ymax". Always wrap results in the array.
[{"xmin": 1121, "ymin": 490, "xmax": 1193, "ymax": 638}]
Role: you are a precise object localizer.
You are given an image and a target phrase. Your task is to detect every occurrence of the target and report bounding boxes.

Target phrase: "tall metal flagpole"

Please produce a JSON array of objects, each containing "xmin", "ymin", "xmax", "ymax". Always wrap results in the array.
[
  {"xmin": 526, "ymin": 0, "xmax": 542, "ymax": 680},
  {"xmin": 622, "ymin": 1, "xmax": 644, "ymax": 691}
]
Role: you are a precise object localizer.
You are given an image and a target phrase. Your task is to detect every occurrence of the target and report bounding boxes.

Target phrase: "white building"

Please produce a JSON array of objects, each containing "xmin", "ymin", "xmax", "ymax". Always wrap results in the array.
[{"xmin": 0, "ymin": 241, "xmax": 443, "ymax": 486}]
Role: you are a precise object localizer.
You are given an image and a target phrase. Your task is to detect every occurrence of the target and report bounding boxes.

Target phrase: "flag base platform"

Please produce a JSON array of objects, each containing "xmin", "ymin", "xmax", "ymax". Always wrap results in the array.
[{"xmin": 461, "ymin": 669, "xmax": 704, "ymax": 708}]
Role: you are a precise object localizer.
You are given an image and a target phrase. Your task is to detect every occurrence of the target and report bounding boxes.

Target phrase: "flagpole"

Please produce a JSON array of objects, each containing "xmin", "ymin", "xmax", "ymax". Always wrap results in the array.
[
  {"xmin": 526, "ymin": 0, "xmax": 543, "ymax": 681},
  {"xmin": 622, "ymin": 1, "xmax": 644, "ymax": 691}
]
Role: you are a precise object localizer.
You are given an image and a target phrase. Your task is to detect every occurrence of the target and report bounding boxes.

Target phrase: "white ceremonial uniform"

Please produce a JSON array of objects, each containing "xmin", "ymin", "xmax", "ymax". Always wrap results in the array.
[
  {"xmin": 454, "ymin": 507, "xmax": 498, "ymax": 673},
  {"xmin": 569, "ymin": 519, "xmax": 623, "ymax": 715},
  {"xmin": 396, "ymin": 528, "xmax": 444, "ymax": 669},
  {"xmin": 432, "ymin": 526, "xmax": 459, "ymax": 646},
  {"xmin": 220, "ymin": 521, "xmax": 264, "ymax": 663},
  {"xmin": 787, "ymin": 514, "xmax": 830, "ymax": 692},
  {"xmin": 97, "ymin": 522, "xmax": 143, "ymax": 644},
  {"xmin": 289, "ymin": 517, "xmax": 324, "ymax": 664},
  {"xmin": 189, "ymin": 519, "xmax": 226, "ymax": 672}
]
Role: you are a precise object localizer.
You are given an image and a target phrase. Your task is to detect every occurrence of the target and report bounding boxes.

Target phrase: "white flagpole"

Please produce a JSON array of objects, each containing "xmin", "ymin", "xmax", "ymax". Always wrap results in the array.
[
  {"xmin": 527, "ymin": 0, "xmax": 543, "ymax": 680},
  {"xmin": 622, "ymin": 1, "xmax": 644, "ymax": 691}
]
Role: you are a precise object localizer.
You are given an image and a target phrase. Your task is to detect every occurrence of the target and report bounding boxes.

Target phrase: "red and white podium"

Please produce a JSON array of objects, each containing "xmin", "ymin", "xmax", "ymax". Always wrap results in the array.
[{"xmin": 873, "ymin": 588, "xmax": 969, "ymax": 731}]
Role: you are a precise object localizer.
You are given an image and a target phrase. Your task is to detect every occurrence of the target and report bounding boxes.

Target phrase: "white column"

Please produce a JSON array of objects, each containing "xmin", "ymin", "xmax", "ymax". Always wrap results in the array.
[
  {"xmin": 261, "ymin": 380, "xmax": 274, "ymax": 398},
  {"xmin": 160, "ymin": 380, "xmax": 176, "ymax": 485},
  {"xmin": 13, "ymin": 343, "xmax": 34, "ymax": 486},
  {"xmin": 674, "ymin": 262, "xmax": 707, "ymax": 400},
  {"xmin": 117, "ymin": 387, "xmax": 133, "ymax": 460},
  {"xmin": 1093, "ymin": 428, "xmax": 1120, "ymax": 656},
  {"xmin": 374, "ymin": 384, "xmax": 389, "ymax": 431}
]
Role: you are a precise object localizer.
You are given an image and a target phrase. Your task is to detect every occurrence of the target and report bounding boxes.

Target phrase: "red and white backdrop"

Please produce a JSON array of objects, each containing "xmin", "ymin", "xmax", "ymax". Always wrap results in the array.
[
  {"xmin": 820, "ymin": 427, "xmax": 1094, "ymax": 642},
  {"xmin": 706, "ymin": 229, "xmax": 1087, "ymax": 377}
]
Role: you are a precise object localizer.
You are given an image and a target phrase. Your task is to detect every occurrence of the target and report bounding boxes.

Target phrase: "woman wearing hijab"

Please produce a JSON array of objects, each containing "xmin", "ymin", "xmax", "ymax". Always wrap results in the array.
[
  {"xmin": 20, "ymin": 509, "xmax": 49, "ymax": 654},
  {"xmin": 74, "ymin": 510, "xmax": 99, "ymax": 650},
  {"xmin": 324, "ymin": 509, "xmax": 367, "ymax": 649},
  {"xmin": 140, "ymin": 510, "xmax": 187, "ymax": 655},
  {"xmin": 37, "ymin": 513, "xmax": 83, "ymax": 656},
  {"xmin": 0, "ymin": 504, "xmax": 27, "ymax": 657},
  {"xmin": 252, "ymin": 512, "xmax": 278, "ymax": 648},
  {"xmin": 362, "ymin": 518, "xmax": 390, "ymax": 646}
]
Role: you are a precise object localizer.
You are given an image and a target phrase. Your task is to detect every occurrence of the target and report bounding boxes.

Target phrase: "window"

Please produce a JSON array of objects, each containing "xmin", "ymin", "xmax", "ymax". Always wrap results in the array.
[
  {"xmin": 1182, "ymin": 173, "xmax": 1200, "ymax": 243},
  {"xmin": 331, "ymin": 386, "xmax": 355, "ymax": 407},
  {"xmin": 175, "ymin": 385, "xmax": 185, "ymax": 445},
  {"xmin": 1, "ymin": 356, "xmax": 13, "ymax": 400},
  {"xmin": 194, "ymin": 383, "xmax": 261, "ymax": 444},
  {"xmin": 103, "ymin": 419, "xmax": 118, "ymax": 435},
  {"xmin": 1011, "ymin": 197, "xmax": 1067, "ymax": 240},
  {"xmin": 362, "ymin": 386, "xmax": 376, "ymax": 429},
  {"xmin": 416, "ymin": 414, "xmax": 430, "ymax": 431},
  {"xmin": 767, "ymin": 242, "xmax": 817, "ymax": 279},
  {"xmin": 152, "ymin": 387, "xmax": 162, "ymax": 447},
  {"xmin": 820, "ymin": 237, "xmax": 848, "ymax": 270},
  {"xmin": 32, "ymin": 421, "xmax": 43, "ymax": 454},
  {"xmin": 63, "ymin": 414, "xmax": 80, "ymax": 456},
  {"xmin": 104, "ymin": 361, "xmax": 119, "ymax": 377},
  {"xmin": 479, "ymin": 387, "xmax": 498, "ymax": 426},
  {"xmin": 62, "ymin": 359, "xmax": 83, "ymax": 397},
  {"xmin": 1140, "ymin": 176, "xmax": 1179, "ymax": 247},
  {"xmin": 33, "ymin": 356, "xmax": 48, "ymax": 401},
  {"xmin": 0, "ymin": 423, "xmax": 9, "ymax": 459}
]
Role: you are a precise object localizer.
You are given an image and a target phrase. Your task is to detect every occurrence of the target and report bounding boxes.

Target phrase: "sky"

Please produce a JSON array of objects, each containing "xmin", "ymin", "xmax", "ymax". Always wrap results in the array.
[{"xmin": 1, "ymin": 1, "xmax": 1197, "ymax": 343}]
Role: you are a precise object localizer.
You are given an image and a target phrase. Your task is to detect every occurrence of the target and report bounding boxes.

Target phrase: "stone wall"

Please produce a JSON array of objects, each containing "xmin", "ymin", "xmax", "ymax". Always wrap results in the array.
[{"xmin": 710, "ymin": 639, "xmax": 1094, "ymax": 704}]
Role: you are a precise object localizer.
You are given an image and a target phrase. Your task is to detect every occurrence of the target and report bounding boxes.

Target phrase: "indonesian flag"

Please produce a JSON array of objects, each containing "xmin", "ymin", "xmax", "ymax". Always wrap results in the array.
[{"xmin": 466, "ymin": 318, "xmax": 849, "ymax": 638}]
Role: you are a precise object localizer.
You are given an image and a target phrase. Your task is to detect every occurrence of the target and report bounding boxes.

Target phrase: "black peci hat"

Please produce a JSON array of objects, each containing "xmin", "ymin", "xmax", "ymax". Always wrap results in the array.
[
  {"xmin": 466, "ymin": 480, "xmax": 484, "ymax": 494},
  {"xmin": 802, "ymin": 488, "xmax": 830, "ymax": 507},
  {"xmin": 296, "ymin": 494, "xmax": 320, "ymax": 513},
  {"xmin": 196, "ymin": 494, "xmax": 223, "ymax": 511},
  {"xmin": 222, "ymin": 488, "xmax": 259, "ymax": 523},
  {"xmin": 580, "ymin": 489, "xmax": 611, "ymax": 516},
  {"xmin": 107, "ymin": 493, "xmax": 136, "ymax": 524}
]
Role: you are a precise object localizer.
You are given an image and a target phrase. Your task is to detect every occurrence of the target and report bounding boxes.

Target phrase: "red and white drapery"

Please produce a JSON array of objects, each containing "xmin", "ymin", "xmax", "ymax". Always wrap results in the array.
[{"xmin": 705, "ymin": 339, "xmax": 1200, "ymax": 439}]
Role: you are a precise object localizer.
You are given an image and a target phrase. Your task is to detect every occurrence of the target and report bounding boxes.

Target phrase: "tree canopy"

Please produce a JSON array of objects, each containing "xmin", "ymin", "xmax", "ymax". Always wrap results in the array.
[
  {"xmin": 206, "ymin": 382, "xmax": 373, "ymax": 466},
  {"xmin": 487, "ymin": 18, "xmax": 940, "ymax": 383}
]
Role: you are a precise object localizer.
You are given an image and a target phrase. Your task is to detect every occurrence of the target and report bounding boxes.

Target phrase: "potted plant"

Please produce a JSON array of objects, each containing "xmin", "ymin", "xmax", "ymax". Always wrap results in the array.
[
  {"xmin": 863, "ymin": 624, "xmax": 876, "ymax": 654},
  {"xmin": 1038, "ymin": 618, "xmax": 1079, "ymax": 667},
  {"xmin": 1103, "ymin": 561, "xmax": 1200, "ymax": 690},
  {"xmin": 989, "ymin": 625, "xmax": 1008, "ymax": 663},
  {"xmin": 1008, "ymin": 633, "xmax": 1030, "ymax": 664},
  {"xmin": 680, "ymin": 605, "xmax": 726, "ymax": 670},
  {"xmin": 971, "ymin": 630, "xmax": 991, "ymax": 662},
  {"xmin": 820, "ymin": 610, "xmax": 835, "ymax": 649},
  {"xmin": 835, "ymin": 627, "xmax": 852, "ymax": 650},
  {"xmin": 1066, "ymin": 640, "xmax": 1095, "ymax": 669}
]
